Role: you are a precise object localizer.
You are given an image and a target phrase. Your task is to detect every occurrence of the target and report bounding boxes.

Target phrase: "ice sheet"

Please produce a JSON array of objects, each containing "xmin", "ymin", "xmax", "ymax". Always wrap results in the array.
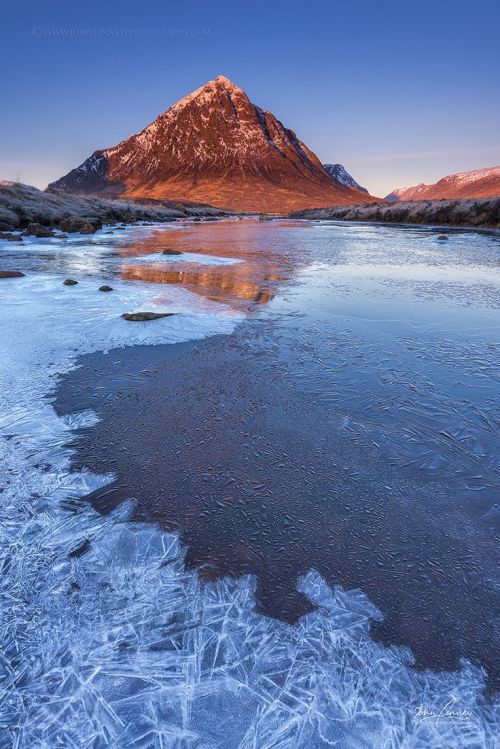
[{"xmin": 0, "ymin": 220, "xmax": 498, "ymax": 747}]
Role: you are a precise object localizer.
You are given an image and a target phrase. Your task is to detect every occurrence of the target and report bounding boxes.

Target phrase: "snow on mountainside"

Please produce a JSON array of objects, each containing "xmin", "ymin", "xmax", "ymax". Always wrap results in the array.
[
  {"xmin": 385, "ymin": 165, "xmax": 500, "ymax": 202},
  {"xmin": 323, "ymin": 164, "xmax": 368, "ymax": 193},
  {"xmin": 49, "ymin": 76, "xmax": 375, "ymax": 213}
]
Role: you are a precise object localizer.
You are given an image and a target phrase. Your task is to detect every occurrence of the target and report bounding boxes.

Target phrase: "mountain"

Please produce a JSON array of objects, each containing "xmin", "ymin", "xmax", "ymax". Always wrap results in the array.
[
  {"xmin": 49, "ymin": 76, "xmax": 374, "ymax": 213},
  {"xmin": 385, "ymin": 165, "xmax": 500, "ymax": 202},
  {"xmin": 323, "ymin": 164, "xmax": 368, "ymax": 193}
]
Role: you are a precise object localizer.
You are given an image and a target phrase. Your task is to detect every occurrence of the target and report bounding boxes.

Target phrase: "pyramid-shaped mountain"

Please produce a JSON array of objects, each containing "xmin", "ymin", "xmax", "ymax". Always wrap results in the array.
[{"xmin": 49, "ymin": 76, "xmax": 374, "ymax": 213}]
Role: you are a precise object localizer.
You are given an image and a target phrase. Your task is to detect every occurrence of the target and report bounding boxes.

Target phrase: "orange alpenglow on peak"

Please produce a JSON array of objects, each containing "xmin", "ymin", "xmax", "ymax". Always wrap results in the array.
[
  {"xmin": 50, "ymin": 76, "xmax": 376, "ymax": 213},
  {"xmin": 214, "ymin": 75, "xmax": 236, "ymax": 85},
  {"xmin": 385, "ymin": 165, "xmax": 500, "ymax": 202}
]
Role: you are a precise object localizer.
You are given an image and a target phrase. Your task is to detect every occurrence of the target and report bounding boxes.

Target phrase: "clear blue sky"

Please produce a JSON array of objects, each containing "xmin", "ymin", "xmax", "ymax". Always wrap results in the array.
[{"xmin": 1, "ymin": 0, "xmax": 499, "ymax": 196}]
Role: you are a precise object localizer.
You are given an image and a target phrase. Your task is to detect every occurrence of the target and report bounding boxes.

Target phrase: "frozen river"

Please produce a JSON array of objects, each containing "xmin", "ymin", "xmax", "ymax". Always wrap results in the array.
[{"xmin": 0, "ymin": 219, "xmax": 499, "ymax": 747}]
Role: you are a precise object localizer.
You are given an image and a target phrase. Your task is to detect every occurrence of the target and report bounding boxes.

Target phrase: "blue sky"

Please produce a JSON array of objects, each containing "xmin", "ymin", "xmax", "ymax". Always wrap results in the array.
[{"xmin": 1, "ymin": 0, "xmax": 499, "ymax": 196}]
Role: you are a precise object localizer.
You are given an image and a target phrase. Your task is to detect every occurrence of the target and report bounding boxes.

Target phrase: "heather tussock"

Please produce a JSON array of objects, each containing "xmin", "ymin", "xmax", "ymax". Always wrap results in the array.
[
  {"xmin": 290, "ymin": 197, "xmax": 500, "ymax": 229},
  {"xmin": 0, "ymin": 181, "xmax": 231, "ymax": 232}
]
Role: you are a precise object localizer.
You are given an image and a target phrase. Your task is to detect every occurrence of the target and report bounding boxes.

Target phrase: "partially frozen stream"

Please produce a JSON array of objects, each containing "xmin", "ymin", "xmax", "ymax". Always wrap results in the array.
[{"xmin": 0, "ymin": 219, "xmax": 498, "ymax": 747}]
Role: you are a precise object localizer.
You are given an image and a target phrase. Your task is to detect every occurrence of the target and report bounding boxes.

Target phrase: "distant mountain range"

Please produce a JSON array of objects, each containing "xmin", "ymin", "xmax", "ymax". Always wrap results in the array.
[
  {"xmin": 385, "ymin": 165, "xmax": 500, "ymax": 202},
  {"xmin": 50, "ymin": 76, "xmax": 375, "ymax": 213},
  {"xmin": 323, "ymin": 164, "xmax": 368, "ymax": 193}
]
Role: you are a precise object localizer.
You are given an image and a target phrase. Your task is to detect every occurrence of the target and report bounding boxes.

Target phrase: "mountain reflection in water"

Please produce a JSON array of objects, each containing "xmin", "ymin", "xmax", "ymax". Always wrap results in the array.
[{"xmin": 118, "ymin": 220, "xmax": 291, "ymax": 308}]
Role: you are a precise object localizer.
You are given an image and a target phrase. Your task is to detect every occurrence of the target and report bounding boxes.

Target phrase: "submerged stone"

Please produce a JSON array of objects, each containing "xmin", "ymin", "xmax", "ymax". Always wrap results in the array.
[
  {"xmin": 63, "ymin": 278, "xmax": 78, "ymax": 286},
  {"xmin": 121, "ymin": 312, "xmax": 174, "ymax": 321},
  {"xmin": 0, "ymin": 232, "xmax": 23, "ymax": 242},
  {"xmin": 26, "ymin": 222, "xmax": 55, "ymax": 238},
  {"xmin": 0, "ymin": 270, "xmax": 25, "ymax": 278}
]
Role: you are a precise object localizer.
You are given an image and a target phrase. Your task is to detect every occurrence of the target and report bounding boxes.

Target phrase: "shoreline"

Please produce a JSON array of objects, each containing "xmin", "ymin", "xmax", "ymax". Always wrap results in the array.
[
  {"xmin": 0, "ymin": 181, "xmax": 239, "ymax": 235},
  {"xmin": 289, "ymin": 216, "xmax": 500, "ymax": 236},
  {"xmin": 3, "ymin": 181, "xmax": 500, "ymax": 238},
  {"xmin": 289, "ymin": 195, "xmax": 500, "ymax": 229}
]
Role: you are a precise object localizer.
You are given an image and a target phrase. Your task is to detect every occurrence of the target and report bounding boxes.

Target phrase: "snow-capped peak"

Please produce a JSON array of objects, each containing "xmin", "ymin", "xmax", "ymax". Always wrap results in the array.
[
  {"xmin": 323, "ymin": 164, "xmax": 367, "ymax": 193},
  {"xmin": 49, "ymin": 77, "xmax": 375, "ymax": 212},
  {"xmin": 385, "ymin": 165, "xmax": 500, "ymax": 202}
]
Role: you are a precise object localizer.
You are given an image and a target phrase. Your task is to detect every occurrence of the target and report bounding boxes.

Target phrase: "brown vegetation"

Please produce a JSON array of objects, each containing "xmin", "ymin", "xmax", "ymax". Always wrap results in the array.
[
  {"xmin": 0, "ymin": 181, "xmax": 231, "ymax": 232},
  {"xmin": 290, "ymin": 197, "xmax": 500, "ymax": 229}
]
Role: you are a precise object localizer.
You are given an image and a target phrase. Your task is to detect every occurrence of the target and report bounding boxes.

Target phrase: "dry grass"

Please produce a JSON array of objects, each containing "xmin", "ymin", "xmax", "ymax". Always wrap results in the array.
[
  {"xmin": 289, "ymin": 197, "xmax": 500, "ymax": 229},
  {"xmin": 0, "ymin": 181, "xmax": 230, "ymax": 231}
]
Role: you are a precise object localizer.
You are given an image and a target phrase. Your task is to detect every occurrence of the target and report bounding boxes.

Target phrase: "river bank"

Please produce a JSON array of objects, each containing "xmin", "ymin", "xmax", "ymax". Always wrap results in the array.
[
  {"xmin": 289, "ymin": 196, "xmax": 500, "ymax": 229},
  {"xmin": 0, "ymin": 181, "xmax": 235, "ymax": 234}
]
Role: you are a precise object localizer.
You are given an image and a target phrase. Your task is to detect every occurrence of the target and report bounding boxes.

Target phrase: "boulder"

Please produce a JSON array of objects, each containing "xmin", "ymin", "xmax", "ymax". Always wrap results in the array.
[
  {"xmin": 162, "ymin": 248, "xmax": 182, "ymax": 255},
  {"xmin": 121, "ymin": 312, "xmax": 174, "ymax": 321},
  {"xmin": 99, "ymin": 285, "xmax": 113, "ymax": 292},
  {"xmin": 59, "ymin": 218, "xmax": 101, "ymax": 234},
  {"xmin": 437, "ymin": 235, "xmax": 449, "ymax": 241},
  {"xmin": 26, "ymin": 222, "xmax": 55, "ymax": 237},
  {"xmin": 0, "ymin": 217, "xmax": 18, "ymax": 231},
  {"xmin": 0, "ymin": 232, "xmax": 22, "ymax": 241},
  {"xmin": 79, "ymin": 222, "xmax": 98, "ymax": 234},
  {"xmin": 0, "ymin": 270, "xmax": 25, "ymax": 278},
  {"xmin": 63, "ymin": 278, "xmax": 78, "ymax": 286}
]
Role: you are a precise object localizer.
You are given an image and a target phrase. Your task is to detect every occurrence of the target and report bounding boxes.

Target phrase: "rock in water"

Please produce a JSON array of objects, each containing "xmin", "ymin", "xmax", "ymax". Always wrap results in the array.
[
  {"xmin": 59, "ymin": 218, "xmax": 101, "ymax": 234},
  {"xmin": 0, "ymin": 270, "xmax": 25, "ymax": 278},
  {"xmin": 63, "ymin": 278, "xmax": 78, "ymax": 286},
  {"xmin": 26, "ymin": 223, "xmax": 55, "ymax": 237},
  {"xmin": 162, "ymin": 248, "xmax": 182, "ymax": 255},
  {"xmin": 0, "ymin": 232, "xmax": 23, "ymax": 242},
  {"xmin": 122, "ymin": 312, "xmax": 174, "ymax": 321},
  {"xmin": 79, "ymin": 222, "xmax": 97, "ymax": 234},
  {"xmin": 99, "ymin": 285, "xmax": 113, "ymax": 292},
  {"xmin": 437, "ymin": 235, "xmax": 449, "ymax": 241}
]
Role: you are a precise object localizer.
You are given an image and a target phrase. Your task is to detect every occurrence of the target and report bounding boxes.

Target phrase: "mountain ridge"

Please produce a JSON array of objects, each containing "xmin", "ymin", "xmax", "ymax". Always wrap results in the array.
[
  {"xmin": 323, "ymin": 164, "xmax": 368, "ymax": 193},
  {"xmin": 385, "ymin": 165, "xmax": 500, "ymax": 202}
]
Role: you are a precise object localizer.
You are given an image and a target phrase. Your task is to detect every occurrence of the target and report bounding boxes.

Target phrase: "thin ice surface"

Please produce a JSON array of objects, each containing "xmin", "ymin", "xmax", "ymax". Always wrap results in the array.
[{"xmin": 0, "ymin": 220, "xmax": 499, "ymax": 747}]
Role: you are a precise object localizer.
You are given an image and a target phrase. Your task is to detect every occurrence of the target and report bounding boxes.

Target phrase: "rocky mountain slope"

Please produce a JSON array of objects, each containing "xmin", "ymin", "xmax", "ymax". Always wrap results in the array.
[
  {"xmin": 323, "ymin": 163, "xmax": 368, "ymax": 193},
  {"xmin": 49, "ymin": 76, "xmax": 375, "ymax": 213},
  {"xmin": 385, "ymin": 165, "xmax": 500, "ymax": 202}
]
